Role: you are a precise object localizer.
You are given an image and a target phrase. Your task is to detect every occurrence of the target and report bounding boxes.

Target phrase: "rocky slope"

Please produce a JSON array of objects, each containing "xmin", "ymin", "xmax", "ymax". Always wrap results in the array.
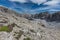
[{"xmin": 0, "ymin": 6, "xmax": 60, "ymax": 40}]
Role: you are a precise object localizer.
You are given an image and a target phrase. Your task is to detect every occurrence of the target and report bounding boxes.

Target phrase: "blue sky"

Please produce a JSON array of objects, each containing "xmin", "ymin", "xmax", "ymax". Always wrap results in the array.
[{"xmin": 0, "ymin": 0, "xmax": 60, "ymax": 14}]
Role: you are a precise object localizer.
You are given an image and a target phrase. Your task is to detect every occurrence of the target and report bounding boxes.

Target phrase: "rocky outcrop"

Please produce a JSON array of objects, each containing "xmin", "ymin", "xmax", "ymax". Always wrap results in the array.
[
  {"xmin": 33, "ymin": 12, "xmax": 60, "ymax": 22},
  {"xmin": 0, "ymin": 6, "xmax": 60, "ymax": 40}
]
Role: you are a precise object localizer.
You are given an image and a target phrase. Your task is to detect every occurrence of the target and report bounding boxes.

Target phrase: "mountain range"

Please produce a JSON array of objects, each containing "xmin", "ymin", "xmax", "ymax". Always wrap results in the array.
[{"xmin": 0, "ymin": 5, "xmax": 60, "ymax": 40}]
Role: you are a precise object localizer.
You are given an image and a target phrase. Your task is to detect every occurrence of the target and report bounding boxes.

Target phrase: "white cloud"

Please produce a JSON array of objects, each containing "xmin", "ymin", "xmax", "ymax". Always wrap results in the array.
[
  {"xmin": 30, "ymin": 0, "xmax": 46, "ymax": 5},
  {"xmin": 9, "ymin": 0, "xmax": 60, "ymax": 6},
  {"xmin": 9, "ymin": 0, "xmax": 47, "ymax": 5},
  {"xmin": 9, "ymin": 0, "xmax": 60, "ymax": 13},
  {"xmin": 9, "ymin": 0, "xmax": 27, "ymax": 3},
  {"xmin": 44, "ymin": 0, "xmax": 60, "ymax": 6}
]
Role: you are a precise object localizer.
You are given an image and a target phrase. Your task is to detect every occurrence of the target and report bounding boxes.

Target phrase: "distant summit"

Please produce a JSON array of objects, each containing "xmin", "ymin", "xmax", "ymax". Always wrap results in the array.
[
  {"xmin": 33, "ymin": 12, "xmax": 60, "ymax": 22},
  {"xmin": 0, "ymin": 6, "xmax": 60, "ymax": 22}
]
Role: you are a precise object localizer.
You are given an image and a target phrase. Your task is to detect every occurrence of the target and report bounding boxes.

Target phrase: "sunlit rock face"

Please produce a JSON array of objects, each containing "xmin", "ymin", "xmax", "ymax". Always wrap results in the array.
[{"xmin": 0, "ymin": 6, "xmax": 60, "ymax": 40}]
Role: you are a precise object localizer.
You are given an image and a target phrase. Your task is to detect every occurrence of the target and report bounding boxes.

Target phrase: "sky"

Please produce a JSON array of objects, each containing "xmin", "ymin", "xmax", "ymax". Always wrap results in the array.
[{"xmin": 0, "ymin": 0, "xmax": 60, "ymax": 14}]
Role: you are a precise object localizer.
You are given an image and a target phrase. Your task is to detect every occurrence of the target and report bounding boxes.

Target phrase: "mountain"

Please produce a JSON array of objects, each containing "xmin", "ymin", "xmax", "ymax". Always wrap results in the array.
[
  {"xmin": 31, "ymin": 12, "xmax": 60, "ymax": 22},
  {"xmin": 0, "ymin": 6, "xmax": 60, "ymax": 40},
  {"xmin": 19, "ymin": 11, "xmax": 60, "ymax": 22}
]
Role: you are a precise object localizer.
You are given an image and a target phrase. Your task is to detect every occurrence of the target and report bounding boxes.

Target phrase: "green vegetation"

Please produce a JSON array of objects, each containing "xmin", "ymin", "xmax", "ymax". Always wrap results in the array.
[
  {"xmin": 23, "ymin": 37, "xmax": 31, "ymax": 40},
  {"xmin": 0, "ymin": 26, "xmax": 11, "ymax": 32}
]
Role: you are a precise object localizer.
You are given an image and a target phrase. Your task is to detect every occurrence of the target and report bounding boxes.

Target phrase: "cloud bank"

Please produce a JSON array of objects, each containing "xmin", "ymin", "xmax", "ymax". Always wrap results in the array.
[
  {"xmin": 9, "ymin": 0, "xmax": 60, "ymax": 5},
  {"xmin": 9, "ymin": 0, "xmax": 47, "ymax": 5},
  {"xmin": 8, "ymin": 0, "xmax": 60, "ymax": 13}
]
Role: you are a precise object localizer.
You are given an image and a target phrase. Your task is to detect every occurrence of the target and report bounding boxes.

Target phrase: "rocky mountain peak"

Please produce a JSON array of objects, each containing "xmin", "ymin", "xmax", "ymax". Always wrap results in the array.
[{"xmin": 0, "ymin": 6, "xmax": 60, "ymax": 40}]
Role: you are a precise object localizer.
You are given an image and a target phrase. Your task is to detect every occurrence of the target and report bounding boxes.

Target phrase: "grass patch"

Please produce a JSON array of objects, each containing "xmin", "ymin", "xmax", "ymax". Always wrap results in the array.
[
  {"xmin": 23, "ymin": 37, "xmax": 31, "ymax": 40},
  {"xmin": 0, "ymin": 26, "xmax": 11, "ymax": 32}
]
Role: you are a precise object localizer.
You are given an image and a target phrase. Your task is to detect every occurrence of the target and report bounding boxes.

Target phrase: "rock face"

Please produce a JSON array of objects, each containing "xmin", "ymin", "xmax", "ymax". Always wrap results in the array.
[
  {"xmin": 33, "ymin": 12, "xmax": 60, "ymax": 22},
  {"xmin": 17, "ymin": 12, "xmax": 60, "ymax": 22},
  {"xmin": 0, "ymin": 6, "xmax": 60, "ymax": 40}
]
